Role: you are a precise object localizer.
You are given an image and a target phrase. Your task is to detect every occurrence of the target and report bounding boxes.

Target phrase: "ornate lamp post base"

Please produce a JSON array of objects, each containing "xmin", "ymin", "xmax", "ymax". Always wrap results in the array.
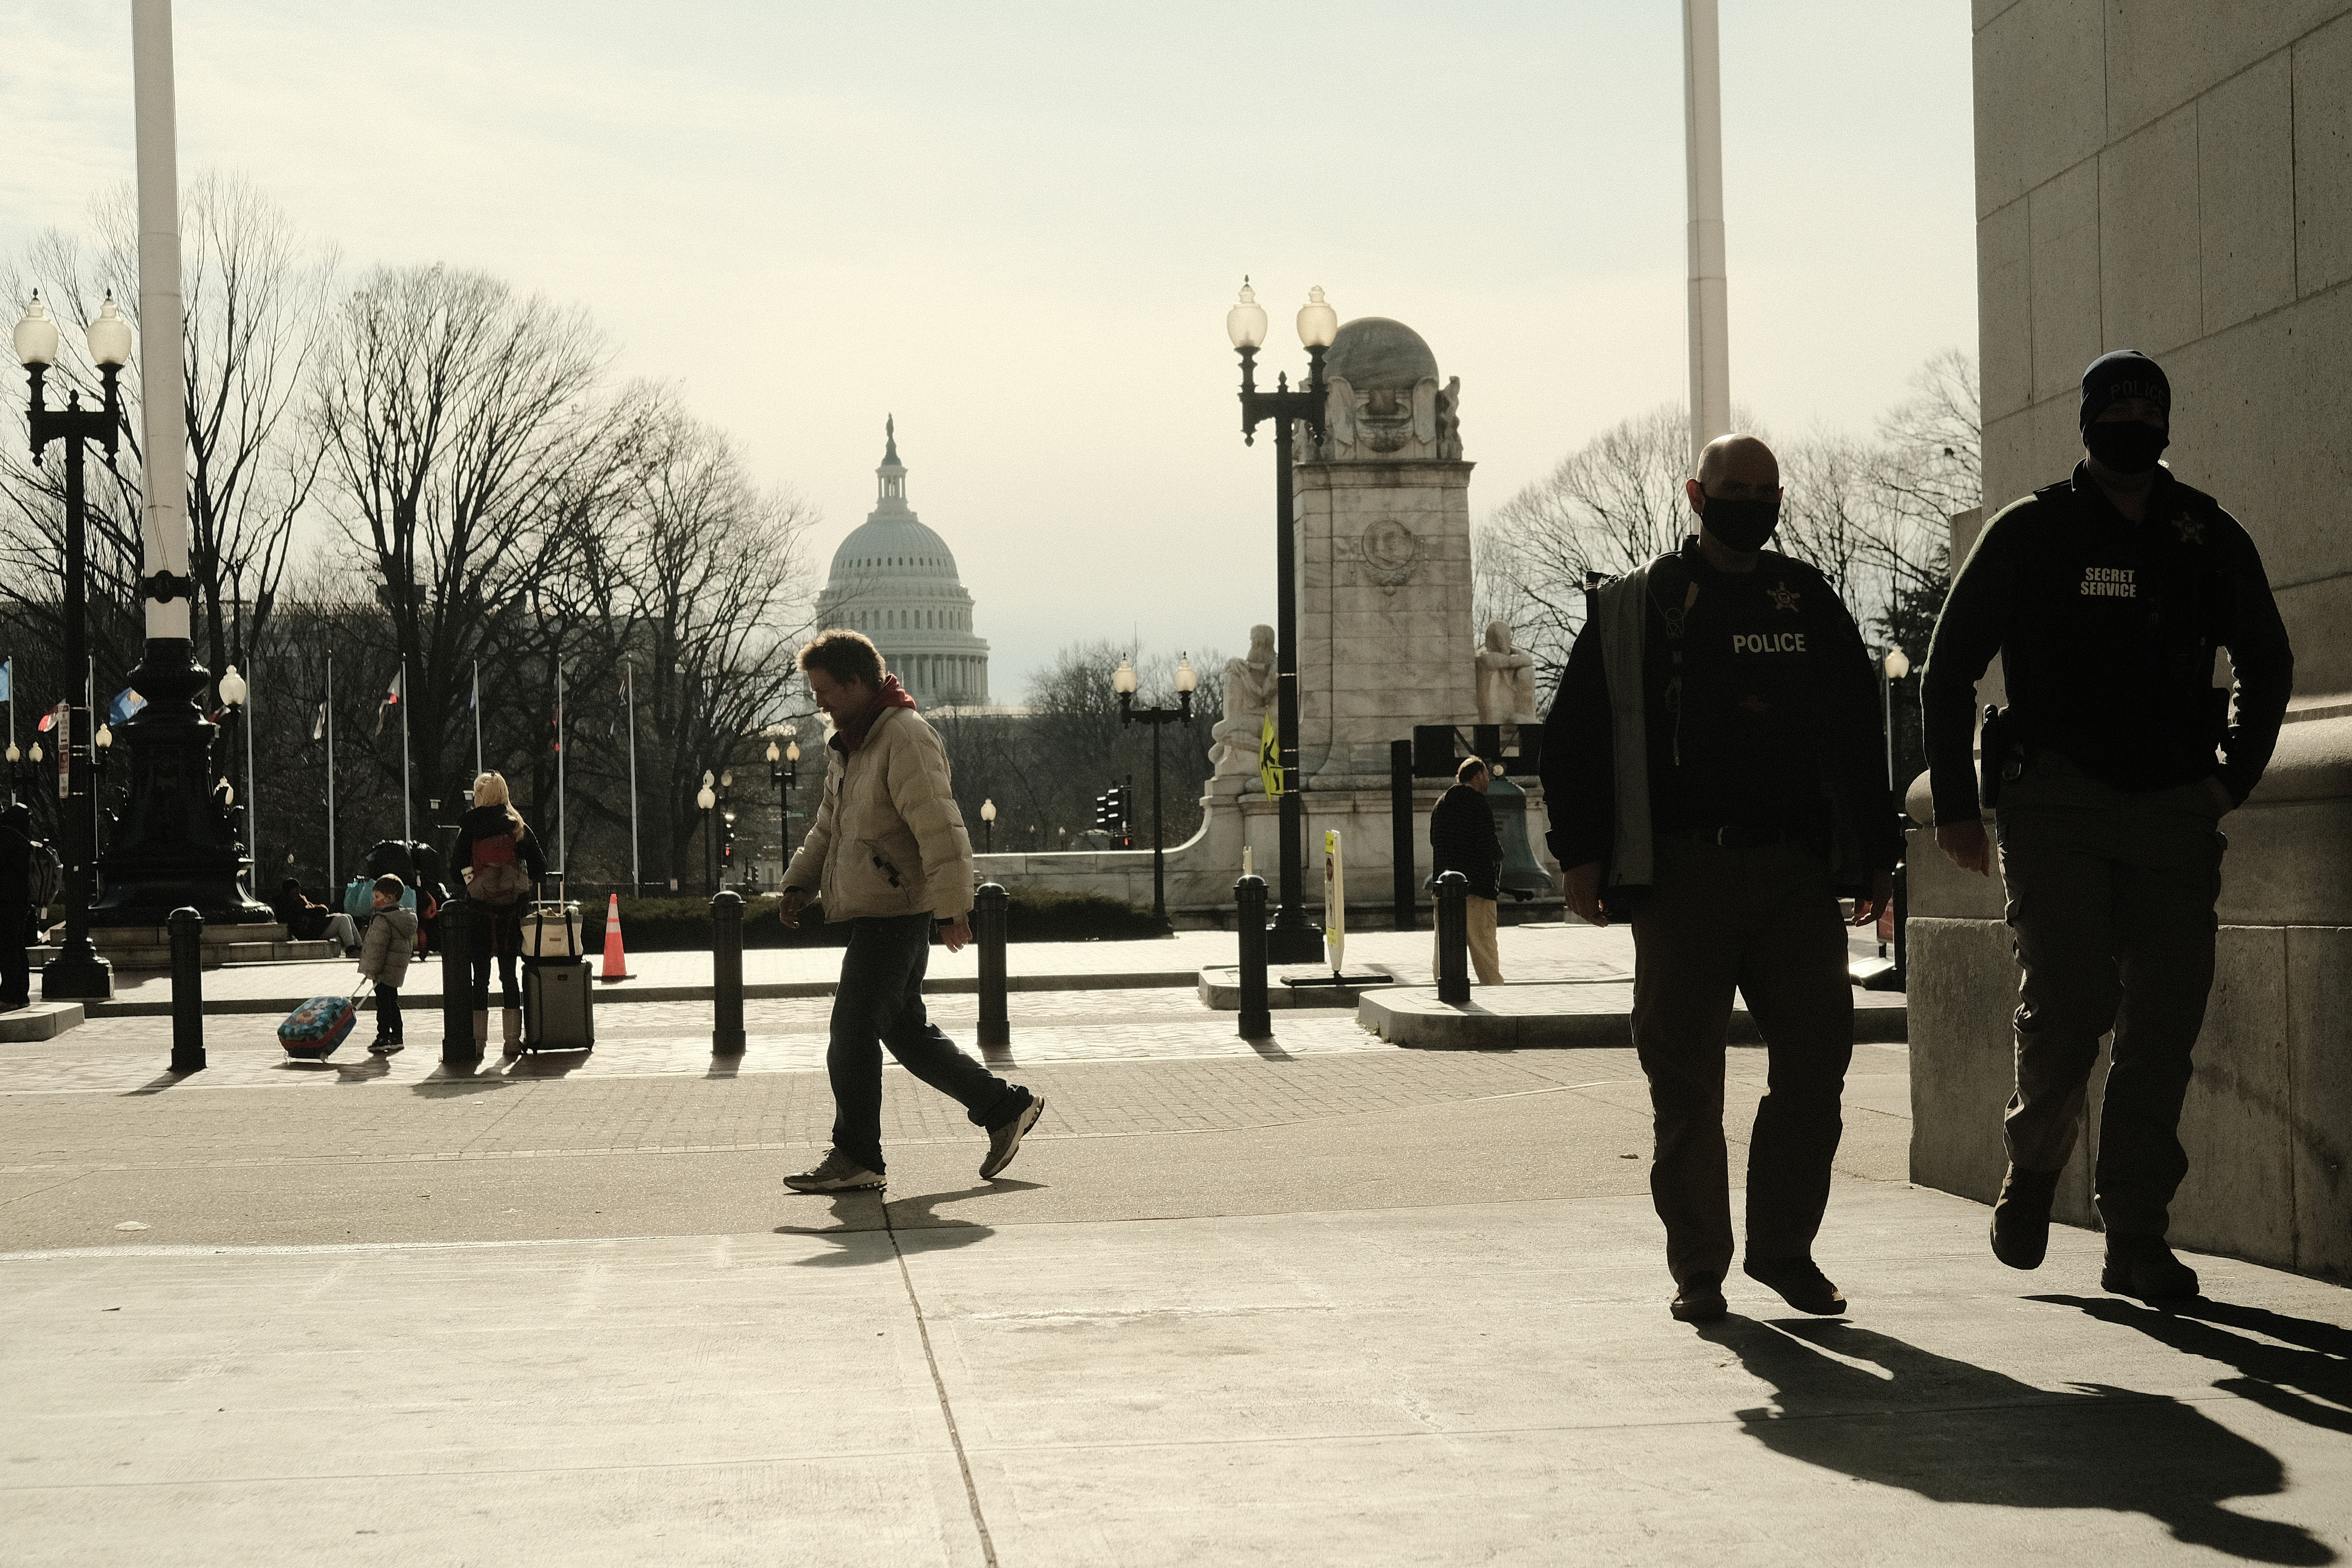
[{"xmin": 90, "ymin": 638, "xmax": 273, "ymax": 928}]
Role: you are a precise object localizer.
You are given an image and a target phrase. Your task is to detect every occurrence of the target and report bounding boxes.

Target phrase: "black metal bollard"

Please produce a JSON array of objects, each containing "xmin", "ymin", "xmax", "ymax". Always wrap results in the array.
[
  {"xmin": 1435, "ymin": 871, "xmax": 1470, "ymax": 1005},
  {"xmin": 1390, "ymin": 738, "xmax": 1416, "ymax": 931},
  {"xmin": 711, "ymin": 890, "xmax": 745, "ymax": 1056},
  {"xmin": 168, "ymin": 906, "xmax": 205, "ymax": 1074},
  {"xmin": 974, "ymin": 882, "xmax": 1010, "ymax": 1049},
  {"xmin": 1235, "ymin": 874, "xmax": 1270, "ymax": 1038},
  {"xmin": 440, "ymin": 897, "xmax": 478, "ymax": 1064}
]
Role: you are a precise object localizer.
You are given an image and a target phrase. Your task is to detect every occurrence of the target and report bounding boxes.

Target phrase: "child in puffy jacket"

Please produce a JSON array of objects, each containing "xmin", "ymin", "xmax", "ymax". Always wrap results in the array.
[{"xmin": 358, "ymin": 874, "xmax": 419, "ymax": 1055}]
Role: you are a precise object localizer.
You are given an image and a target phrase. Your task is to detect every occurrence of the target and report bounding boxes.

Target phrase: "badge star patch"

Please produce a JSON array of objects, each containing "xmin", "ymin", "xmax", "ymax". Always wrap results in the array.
[
  {"xmin": 2173, "ymin": 512, "xmax": 2206, "ymax": 545},
  {"xmin": 1766, "ymin": 579, "xmax": 1801, "ymax": 613}
]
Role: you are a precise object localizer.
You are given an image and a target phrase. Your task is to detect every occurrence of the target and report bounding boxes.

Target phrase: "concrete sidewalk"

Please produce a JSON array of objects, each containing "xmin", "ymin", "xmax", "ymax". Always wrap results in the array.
[{"xmin": 3, "ymin": 1005, "xmax": 2346, "ymax": 1565}]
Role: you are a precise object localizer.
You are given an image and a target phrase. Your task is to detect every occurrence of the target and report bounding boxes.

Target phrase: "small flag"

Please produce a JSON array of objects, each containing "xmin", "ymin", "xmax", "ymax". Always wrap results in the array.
[
  {"xmin": 1258, "ymin": 711, "xmax": 1281, "ymax": 798},
  {"xmin": 37, "ymin": 709, "xmax": 56, "ymax": 733},
  {"xmin": 107, "ymin": 688, "xmax": 146, "ymax": 727},
  {"xmin": 375, "ymin": 667, "xmax": 404, "ymax": 736},
  {"xmin": 0, "ymin": 659, "xmax": 11, "ymax": 704},
  {"xmin": 311, "ymin": 702, "xmax": 326, "ymax": 742}
]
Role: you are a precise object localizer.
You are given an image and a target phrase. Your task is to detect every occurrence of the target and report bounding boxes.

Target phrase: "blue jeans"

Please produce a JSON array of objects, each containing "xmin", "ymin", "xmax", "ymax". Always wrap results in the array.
[{"xmin": 829, "ymin": 913, "xmax": 1028, "ymax": 1174}]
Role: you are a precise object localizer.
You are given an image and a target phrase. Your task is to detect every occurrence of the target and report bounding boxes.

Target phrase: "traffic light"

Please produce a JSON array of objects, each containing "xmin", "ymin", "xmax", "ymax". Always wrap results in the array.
[{"xmin": 1092, "ymin": 786, "xmax": 1134, "ymax": 847}]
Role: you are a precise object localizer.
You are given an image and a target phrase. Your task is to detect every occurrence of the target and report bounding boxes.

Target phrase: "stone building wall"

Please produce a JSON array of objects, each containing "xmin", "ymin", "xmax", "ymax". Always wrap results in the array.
[{"xmin": 1908, "ymin": 1, "xmax": 2352, "ymax": 1278}]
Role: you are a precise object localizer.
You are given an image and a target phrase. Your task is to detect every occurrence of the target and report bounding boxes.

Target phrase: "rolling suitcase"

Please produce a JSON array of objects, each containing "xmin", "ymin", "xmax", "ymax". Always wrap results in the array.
[
  {"xmin": 280, "ymin": 986, "xmax": 367, "ymax": 1060},
  {"xmin": 521, "ymin": 957, "xmax": 595, "ymax": 1053}
]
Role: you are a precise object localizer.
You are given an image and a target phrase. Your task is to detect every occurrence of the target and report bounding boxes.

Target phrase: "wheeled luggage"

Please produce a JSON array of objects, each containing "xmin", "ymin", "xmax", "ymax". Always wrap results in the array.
[
  {"xmin": 279, "ymin": 987, "xmax": 367, "ymax": 1060},
  {"xmin": 521, "ymin": 957, "xmax": 595, "ymax": 1053}
]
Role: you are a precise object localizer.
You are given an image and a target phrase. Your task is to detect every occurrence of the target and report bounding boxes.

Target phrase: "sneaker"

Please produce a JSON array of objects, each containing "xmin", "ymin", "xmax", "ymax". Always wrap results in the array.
[
  {"xmin": 367, "ymin": 1039, "xmax": 404, "ymax": 1056},
  {"xmin": 1744, "ymin": 1256, "xmax": 1848, "ymax": 1316},
  {"xmin": 1990, "ymin": 1164, "xmax": 2060, "ymax": 1270},
  {"xmin": 980, "ymin": 1094, "xmax": 1045, "ymax": 1180},
  {"xmin": 783, "ymin": 1151, "xmax": 887, "ymax": 1192},
  {"xmin": 1670, "ymin": 1273, "xmax": 1727, "ymax": 1323},
  {"xmin": 2101, "ymin": 1236, "xmax": 2199, "ymax": 1302}
]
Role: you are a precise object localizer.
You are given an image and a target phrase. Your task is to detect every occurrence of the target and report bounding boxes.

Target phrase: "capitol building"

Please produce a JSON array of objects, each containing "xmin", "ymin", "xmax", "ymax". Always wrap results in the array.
[{"xmin": 814, "ymin": 419, "xmax": 991, "ymax": 709}]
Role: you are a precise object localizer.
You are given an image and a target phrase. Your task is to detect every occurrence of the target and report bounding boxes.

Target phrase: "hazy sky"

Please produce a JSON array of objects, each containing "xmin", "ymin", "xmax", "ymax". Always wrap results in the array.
[{"xmin": 2, "ymin": 2, "xmax": 1977, "ymax": 689}]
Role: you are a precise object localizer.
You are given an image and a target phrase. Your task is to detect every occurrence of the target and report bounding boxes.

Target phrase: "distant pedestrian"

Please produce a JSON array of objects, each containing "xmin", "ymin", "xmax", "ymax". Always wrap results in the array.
[
  {"xmin": 357, "ymin": 873, "xmax": 417, "ymax": 1055},
  {"xmin": 0, "ymin": 803, "xmax": 31, "ymax": 1012},
  {"xmin": 1429, "ymin": 756, "xmax": 1505, "ymax": 985},
  {"xmin": 1542, "ymin": 433, "xmax": 1899, "ymax": 1325},
  {"xmin": 1925, "ymin": 350, "xmax": 2293, "ymax": 1303},
  {"xmin": 776, "ymin": 630, "xmax": 1042, "ymax": 1192},
  {"xmin": 452, "ymin": 772, "xmax": 548, "ymax": 1057},
  {"xmin": 272, "ymin": 876, "xmax": 360, "ymax": 955}
]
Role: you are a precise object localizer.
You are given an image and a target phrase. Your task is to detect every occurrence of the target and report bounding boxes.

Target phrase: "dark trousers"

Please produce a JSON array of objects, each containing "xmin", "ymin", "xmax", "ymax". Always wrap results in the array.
[
  {"xmin": 1630, "ymin": 837, "xmax": 1854, "ymax": 1285},
  {"xmin": 828, "ymin": 913, "xmax": 1028, "ymax": 1175},
  {"xmin": 470, "ymin": 912, "xmax": 522, "ymax": 1010},
  {"xmin": 1995, "ymin": 752, "xmax": 2224, "ymax": 1238},
  {"xmin": 373, "ymin": 982, "xmax": 403, "ymax": 1042},
  {"xmin": 1, "ymin": 904, "xmax": 28, "ymax": 1010}
]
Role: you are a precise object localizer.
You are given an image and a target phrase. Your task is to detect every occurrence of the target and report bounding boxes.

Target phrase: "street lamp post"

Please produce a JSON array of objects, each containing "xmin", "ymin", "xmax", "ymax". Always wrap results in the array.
[
  {"xmin": 218, "ymin": 664, "xmax": 248, "ymax": 856},
  {"xmin": 696, "ymin": 771, "xmax": 718, "ymax": 893},
  {"xmin": 719, "ymin": 770, "xmax": 735, "ymax": 890},
  {"xmin": 1114, "ymin": 654, "xmax": 1197, "ymax": 924},
  {"xmin": 15, "ymin": 291, "xmax": 128, "ymax": 999},
  {"xmin": 767, "ymin": 735, "xmax": 799, "ymax": 881},
  {"xmin": 1227, "ymin": 280, "xmax": 1336, "ymax": 963},
  {"xmin": 979, "ymin": 797, "xmax": 995, "ymax": 855},
  {"xmin": 1881, "ymin": 645, "xmax": 1911, "ymax": 797}
]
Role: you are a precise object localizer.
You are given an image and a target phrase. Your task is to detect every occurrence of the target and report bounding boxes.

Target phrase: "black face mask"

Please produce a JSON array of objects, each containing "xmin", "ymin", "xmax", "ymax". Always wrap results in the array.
[
  {"xmin": 1700, "ymin": 493, "xmax": 1780, "ymax": 553},
  {"xmin": 2084, "ymin": 419, "xmax": 2169, "ymax": 475}
]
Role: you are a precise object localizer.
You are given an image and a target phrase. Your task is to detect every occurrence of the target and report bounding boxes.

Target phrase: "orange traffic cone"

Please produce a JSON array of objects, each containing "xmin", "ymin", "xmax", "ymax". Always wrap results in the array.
[{"xmin": 599, "ymin": 892, "xmax": 633, "ymax": 982}]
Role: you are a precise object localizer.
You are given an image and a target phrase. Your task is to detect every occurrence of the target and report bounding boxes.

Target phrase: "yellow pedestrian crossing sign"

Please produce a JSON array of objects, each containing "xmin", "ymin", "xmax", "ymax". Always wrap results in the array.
[{"xmin": 1259, "ymin": 712, "xmax": 1281, "ymax": 798}]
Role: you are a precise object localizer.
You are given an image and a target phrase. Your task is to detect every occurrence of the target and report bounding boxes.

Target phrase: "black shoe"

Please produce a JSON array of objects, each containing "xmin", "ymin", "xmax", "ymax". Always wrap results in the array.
[
  {"xmin": 1744, "ymin": 1256, "xmax": 1848, "ymax": 1315},
  {"xmin": 1990, "ymin": 1165, "xmax": 2060, "ymax": 1270},
  {"xmin": 2102, "ymin": 1236, "xmax": 2200, "ymax": 1302},
  {"xmin": 1670, "ymin": 1273, "xmax": 1727, "ymax": 1323},
  {"xmin": 980, "ymin": 1094, "xmax": 1045, "ymax": 1180}
]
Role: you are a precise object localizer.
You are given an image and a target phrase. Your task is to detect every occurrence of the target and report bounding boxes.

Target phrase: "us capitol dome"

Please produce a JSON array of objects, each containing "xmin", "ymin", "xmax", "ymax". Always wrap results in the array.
[{"xmin": 814, "ymin": 418, "xmax": 991, "ymax": 709}]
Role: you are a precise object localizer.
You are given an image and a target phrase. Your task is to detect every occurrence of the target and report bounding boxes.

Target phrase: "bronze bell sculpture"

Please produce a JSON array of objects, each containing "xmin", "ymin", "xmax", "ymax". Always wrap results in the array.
[{"xmin": 1485, "ymin": 774, "xmax": 1554, "ymax": 900}]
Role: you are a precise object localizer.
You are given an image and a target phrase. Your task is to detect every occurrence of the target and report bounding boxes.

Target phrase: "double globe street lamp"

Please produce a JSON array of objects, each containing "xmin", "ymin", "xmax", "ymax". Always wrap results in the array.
[
  {"xmin": 1113, "ymin": 654, "xmax": 1197, "ymax": 924},
  {"xmin": 1226, "ymin": 280, "xmax": 1337, "ymax": 963},
  {"xmin": 767, "ymin": 734, "xmax": 800, "ymax": 883},
  {"xmin": 15, "ymin": 290, "xmax": 133, "ymax": 1000}
]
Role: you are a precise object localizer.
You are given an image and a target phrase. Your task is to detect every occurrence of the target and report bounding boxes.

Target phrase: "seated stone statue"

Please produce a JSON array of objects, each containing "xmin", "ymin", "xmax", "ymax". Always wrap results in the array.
[
  {"xmin": 1211, "ymin": 624, "xmax": 1278, "ymax": 776},
  {"xmin": 1476, "ymin": 620, "xmax": 1539, "ymax": 727}
]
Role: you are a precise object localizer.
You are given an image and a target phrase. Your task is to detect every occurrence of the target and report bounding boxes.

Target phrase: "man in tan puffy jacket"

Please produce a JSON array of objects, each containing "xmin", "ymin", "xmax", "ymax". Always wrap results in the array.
[{"xmin": 777, "ymin": 630, "xmax": 1043, "ymax": 1192}]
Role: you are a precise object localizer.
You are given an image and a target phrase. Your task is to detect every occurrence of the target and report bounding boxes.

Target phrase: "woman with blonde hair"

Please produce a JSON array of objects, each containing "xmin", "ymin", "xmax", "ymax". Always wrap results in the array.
[{"xmin": 452, "ymin": 771, "xmax": 548, "ymax": 1055}]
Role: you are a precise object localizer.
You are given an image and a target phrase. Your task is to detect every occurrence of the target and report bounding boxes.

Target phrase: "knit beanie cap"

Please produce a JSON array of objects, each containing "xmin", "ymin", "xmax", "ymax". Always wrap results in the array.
[{"xmin": 2080, "ymin": 350, "xmax": 2171, "ymax": 432}]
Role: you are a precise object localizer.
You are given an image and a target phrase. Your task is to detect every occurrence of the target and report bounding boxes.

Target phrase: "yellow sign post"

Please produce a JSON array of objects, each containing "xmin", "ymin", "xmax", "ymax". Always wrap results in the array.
[{"xmin": 1323, "ymin": 828, "xmax": 1345, "ymax": 975}]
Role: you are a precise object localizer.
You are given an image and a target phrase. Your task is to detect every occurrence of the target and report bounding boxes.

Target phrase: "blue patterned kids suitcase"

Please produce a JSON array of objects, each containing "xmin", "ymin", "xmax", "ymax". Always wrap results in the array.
[{"xmin": 280, "ymin": 989, "xmax": 366, "ymax": 1060}]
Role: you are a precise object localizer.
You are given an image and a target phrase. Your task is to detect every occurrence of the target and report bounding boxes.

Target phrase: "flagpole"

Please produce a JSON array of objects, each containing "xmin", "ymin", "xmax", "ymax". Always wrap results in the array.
[
  {"xmin": 399, "ymin": 656, "xmax": 411, "ymax": 846},
  {"xmin": 325, "ymin": 649, "xmax": 336, "ymax": 892},
  {"xmin": 472, "ymin": 659, "xmax": 482, "ymax": 779},
  {"xmin": 556, "ymin": 664, "xmax": 567, "ymax": 878},
  {"xmin": 626, "ymin": 660, "xmax": 640, "ymax": 896},
  {"xmin": 244, "ymin": 659, "xmax": 257, "ymax": 869}
]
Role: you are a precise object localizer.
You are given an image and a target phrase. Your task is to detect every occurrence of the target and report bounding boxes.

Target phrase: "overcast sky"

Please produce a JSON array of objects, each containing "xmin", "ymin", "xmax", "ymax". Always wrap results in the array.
[{"xmin": 1, "ymin": 1, "xmax": 1976, "ymax": 690}]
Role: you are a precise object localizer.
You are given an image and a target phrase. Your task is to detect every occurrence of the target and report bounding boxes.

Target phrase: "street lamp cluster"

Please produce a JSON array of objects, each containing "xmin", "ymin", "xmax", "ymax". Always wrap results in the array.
[
  {"xmin": 15, "ymin": 290, "xmax": 133, "ymax": 998},
  {"xmin": 1226, "ymin": 280, "xmax": 1335, "ymax": 963},
  {"xmin": 1113, "ymin": 653, "xmax": 1197, "ymax": 924}
]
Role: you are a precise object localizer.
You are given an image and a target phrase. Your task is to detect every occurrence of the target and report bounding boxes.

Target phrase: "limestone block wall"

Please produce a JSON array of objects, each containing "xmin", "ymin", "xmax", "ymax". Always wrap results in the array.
[
  {"xmin": 1973, "ymin": 0, "xmax": 2352, "ymax": 697},
  {"xmin": 1293, "ymin": 460, "xmax": 1480, "ymax": 783}
]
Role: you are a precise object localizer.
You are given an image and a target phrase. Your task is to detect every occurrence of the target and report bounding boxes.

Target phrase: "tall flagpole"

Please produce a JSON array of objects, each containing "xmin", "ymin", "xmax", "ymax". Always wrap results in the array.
[
  {"xmin": 325, "ymin": 650, "xmax": 336, "ymax": 890},
  {"xmin": 626, "ymin": 661, "xmax": 640, "ymax": 896},
  {"xmin": 556, "ymin": 664, "xmax": 567, "ymax": 877},
  {"xmin": 1682, "ymin": 0, "xmax": 1731, "ymax": 466},
  {"xmin": 472, "ymin": 659, "xmax": 482, "ymax": 780},
  {"xmin": 399, "ymin": 656, "xmax": 411, "ymax": 846}
]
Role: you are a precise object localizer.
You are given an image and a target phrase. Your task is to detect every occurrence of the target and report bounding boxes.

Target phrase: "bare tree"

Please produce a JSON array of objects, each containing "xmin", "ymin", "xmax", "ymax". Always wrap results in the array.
[
  {"xmin": 0, "ymin": 172, "xmax": 333, "ymax": 713},
  {"xmin": 311, "ymin": 263, "xmax": 651, "ymax": 834}
]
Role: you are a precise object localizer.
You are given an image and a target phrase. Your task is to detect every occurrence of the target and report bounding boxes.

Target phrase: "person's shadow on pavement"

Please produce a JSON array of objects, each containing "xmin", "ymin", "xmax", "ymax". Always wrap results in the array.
[
  {"xmin": 2032, "ymin": 1295, "xmax": 2352, "ymax": 1440},
  {"xmin": 1700, "ymin": 1316, "xmax": 2333, "ymax": 1565},
  {"xmin": 778, "ymin": 1181, "xmax": 1042, "ymax": 1266}
]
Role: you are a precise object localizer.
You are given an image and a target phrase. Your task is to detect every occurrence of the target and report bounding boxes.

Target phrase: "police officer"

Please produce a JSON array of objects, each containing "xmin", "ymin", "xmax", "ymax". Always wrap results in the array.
[
  {"xmin": 1923, "ymin": 350, "xmax": 2292, "ymax": 1302},
  {"xmin": 1542, "ymin": 433, "xmax": 1898, "ymax": 1324}
]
